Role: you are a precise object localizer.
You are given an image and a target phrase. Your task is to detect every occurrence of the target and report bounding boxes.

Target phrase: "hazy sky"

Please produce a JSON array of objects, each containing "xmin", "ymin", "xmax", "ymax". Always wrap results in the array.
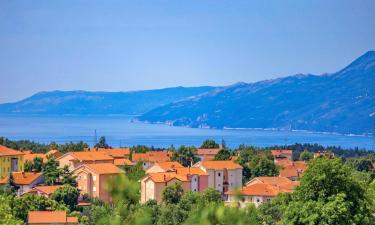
[{"xmin": 0, "ymin": 0, "xmax": 374, "ymax": 103}]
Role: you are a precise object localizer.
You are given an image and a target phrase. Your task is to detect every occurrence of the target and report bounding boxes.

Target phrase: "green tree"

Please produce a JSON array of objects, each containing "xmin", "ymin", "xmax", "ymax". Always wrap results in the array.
[
  {"xmin": 60, "ymin": 165, "xmax": 78, "ymax": 187},
  {"xmin": 346, "ymin": 157, "xmax": 373, "ymax": 172},
  {"xmin": 214, "ymin": 148, "xmax": 232, "ymax": 161},
  {"xmin": 43, "ymin": 156, "xmax": 60, "ymax": 185},
  {"xmin": 0, "ymin": 195, "xmax": 23, "ymax": 225},
  {"xmin": 162, "ymin": 182, "xmax": 184, "ymax": 205},
  {"xmin": 201, "ymin": 188, "xmax": 223, "ymax": 204},
  {"xmin": 11, "ymin": 194, "xmax": 67, "ymax": 221},
  {"xmin": 7, "ymin": 173, "xmax": 19, "ymax": 194},
  {"xmin": 281, "ymin": 158, "xmax": 375, "ymax": 225},
  {"xmin": 95, "ymin": 136, "xmax": 109, "ymax": 148},
  {"xmin": 51, "ymin": 184, "xmax": 80, "ymax": 211},
  {"xmin": 200, "ymin": 139, "xmax": 219, "ymax": 149},
  {"xmin": 24, "ymin": 157, "xmax": 44, "ymax": 172},
  {"xmin": 124, "ymin": 161, "xmax": 145, "ymax": 181},
  {"xmin": 299, "ymin": 150, "xmax": 314, "ymax": 161},
  {"xmin": 172, "ymin": 146, "xmax": 199, "ymax": 167}
]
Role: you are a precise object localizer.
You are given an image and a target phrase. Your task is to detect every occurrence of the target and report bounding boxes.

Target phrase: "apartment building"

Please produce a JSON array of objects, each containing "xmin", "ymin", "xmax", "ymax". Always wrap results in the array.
[
  {"xmin": 73, "ymin": 163, "xmax": 124, "ymax": 202},
  {"xmin": 57, "ymin": 151, "xmax": 114, "ymax": 171},
  {"xmin": 0, "ymin": 145, "xmax": 25, "ymax": 178},
  {"xmin": 193, "ymin": 160, "xmax": 242, "ymax": 195}
]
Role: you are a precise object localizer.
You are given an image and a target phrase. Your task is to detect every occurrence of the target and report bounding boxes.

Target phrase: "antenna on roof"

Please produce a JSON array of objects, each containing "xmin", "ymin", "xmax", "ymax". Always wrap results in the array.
[{"xmin": 94, "ymin": 129, "xmax": 98, "ymax": 147}]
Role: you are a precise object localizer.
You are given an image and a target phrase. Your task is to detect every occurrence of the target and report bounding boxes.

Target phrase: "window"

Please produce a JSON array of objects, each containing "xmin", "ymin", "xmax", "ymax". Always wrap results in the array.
[
  {"xmin": 194, "ymin": 189, "xmax": 197, "ymax": 192},
  {"xmin": 257, "ymin": 198, "xmax": 260, "ymax": 203},
  {"xmin": 194, "ymin": 178, "xmax": 197, "ymax": 182},
  {"xmin": 218, "ymin": 172, "xmax": 221, "ymax": 177},
  {"xmin": 93, "ymin": 186, "xmax": 96, "ymax": 192}
]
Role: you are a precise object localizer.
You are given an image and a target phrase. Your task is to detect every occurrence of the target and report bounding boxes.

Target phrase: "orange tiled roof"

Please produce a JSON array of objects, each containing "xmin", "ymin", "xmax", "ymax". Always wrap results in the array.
[
  {"xmin": 276, "ymin": 160, "xmax": 307, "ymax": 177},
  {"xmin": 227, "ymin": 183, "xmax": 292, "ymax": 197},
  {"xmin": 271, "ymin": 150, "xmax": 292, "ymax": 157},
  {"xmin": 46, "ymin": 149, "xmax": 63, "ymax": 158},
  {"xmin": 114, "ymin": 158, "xmax": 134, "ymax": 166},
  {"xmin": 199, "ymin": 160, "xmax": 242, "ymax": 170},
  {"xmin": 147, "ymin": 172, "xmax": 189, "ymax": 183},
  {"xmin": 28, "ymin": 211, "xmax": 77, "ymax": 224},
  {"xmin": 246, "ymin": 176, "xmax": 299, "ymax": 190},
  {"xmin": 24, "ymin": 153, "xmax": 47, "ymax": 162},
  {"xmin": 98, "ymin": 148, "xmax": 130, "ymax": 158},
  {"xmin": 0, "ymin": 172, "xmax": 43, "ymax": 185},
  {"xmin": 157, "ymin": 161, "xmax": 184, "ymax": 170},
  {"xmin": 69, "ymin": 151, "xmax": 114, "ymax": 161},
  {"xmin": 80, "ymin": 163, "xmax": 124, "ymax": 175},
  {"xmin": 132, "ymin": 151, "xmax": 171, "ymax": 163},
  {"xmin": 32, "ymin": 185, "xmax": 62, "ymax": 195},
  {"xmin": 0, "ymin": 145, "xmax": 24, "ymax": 156},
  {"xmin": 175, "ymin": 167, "xmax": 208, "ymax": 176},
  {"xmin": 197, "ymin": 148, "xmax": 222, "ymax": 155}
]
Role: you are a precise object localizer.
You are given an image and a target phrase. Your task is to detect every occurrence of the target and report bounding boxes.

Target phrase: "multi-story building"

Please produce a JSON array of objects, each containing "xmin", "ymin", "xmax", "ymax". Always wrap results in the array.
[
  {"xmin": 226, "ymin": 176, "xmax": 299, "ymax": 207},
  {"xmin": 141, "ymin": 166, "xmax": 208, "ymax": 203},
  {"xmin": 73, "ymin": 163, "xmax": 124, "ymax": 202},
  {"xmin": 193, "ymin": 160, "xmax": 242, "ymax": 195},
  {"xmin": 0, "ymin": 145, "xmax": 25, "ymax": 179}
]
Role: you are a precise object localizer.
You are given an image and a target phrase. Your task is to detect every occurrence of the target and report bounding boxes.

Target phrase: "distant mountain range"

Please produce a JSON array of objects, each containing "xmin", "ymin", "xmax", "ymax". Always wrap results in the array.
[
  {"xmin": 1, "ymin": 51, "xmax": 374, "ymax": 135},
  {"xmin": 139, "ymin": 51, "xmax": 375, "ymax": 135},
  {"xmin": 0, "ymin": 86, "xmax": 215, "ymax": 115}
]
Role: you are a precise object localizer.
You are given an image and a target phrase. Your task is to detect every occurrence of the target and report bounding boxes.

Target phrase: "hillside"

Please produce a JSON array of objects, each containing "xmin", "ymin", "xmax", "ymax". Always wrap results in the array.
[
  {"xmin": 0, "ymin": 86, "xmax": 216, "ymax": 115},
  {"xmin": 139, "ymin": 51, "xmax": 375, "ymax": 135}
]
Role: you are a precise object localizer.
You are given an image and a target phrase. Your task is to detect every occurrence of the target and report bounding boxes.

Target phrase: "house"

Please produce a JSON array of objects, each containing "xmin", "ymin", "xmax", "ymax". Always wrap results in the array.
[
  {"xmin": 193, "ymin": 160, "xmax": 242, "ymax": 195},
  {"xmin": 140, "ymin": 167, "xmax": 208, "ymax": 203},
  {"xmin": 24, "ymin": 152, "xmax": 47, "ymax": 163},
  {"xmin": 276, "ymin": 160, "xmax": 307, "ymax": 181},
  {"xmin": 196, "ymin": 147, "xmax": 222, "ymax": 161},
  {"xmin": 57, "ymin": 152, "xmax": 114, "ymax": 171},
  {"xmin": 0, "ymin": 171, "xmax": 44, "ymax": 196},
  {"xmin": 113, "ymin": 158, "xmax": 134, "ymax": 168},
  {"xmin": 24, "ymin": 185, "xmax": 63, "ymax": 198},
  {"xmin": 271, "ymin": 150, "xmax": 293, "ymax": 162},
  {"xmin": 97, "ymin": 148, "xmax": 130, "ymax": 159},
  {"xmin": 226, "ymin": 176, "xmax": 299, "ymax": 207},
  {"xmin": 46, "ymin": 149, "xmax": 63, "ymax": 158},
  {"xmin": 145, "ymin": 161, "xmax": 184, "ymax": 174},
  {"xmin": 73, "ymin": 163, "xmax": 124, "ymax": 202},
  {"xmin": 28, "ymin": 211, "xmax": 78, "ymax": 225},
  {"xmin": 0, "ymin": 145, "xmax": 25, "ymax": 178},
  {"xmin": 132, "ymin": 151, "xmax": 172, "ymax": 170},
  {"xmin": 313, "ymin": 150, "xmax": 335, "ymax": 159}
]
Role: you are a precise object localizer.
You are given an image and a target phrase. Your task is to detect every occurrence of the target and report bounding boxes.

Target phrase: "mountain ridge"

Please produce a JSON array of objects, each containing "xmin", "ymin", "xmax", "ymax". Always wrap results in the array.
[{"xmin": 138, "ymin": 51, "xmax": 375, "ymax": 135}]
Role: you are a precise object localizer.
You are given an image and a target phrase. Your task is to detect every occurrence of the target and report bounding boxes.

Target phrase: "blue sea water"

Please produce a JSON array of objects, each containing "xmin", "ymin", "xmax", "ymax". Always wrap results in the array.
[{"xmin": 0, "ymin": 115, "xmax": 373, "ymax": 150}]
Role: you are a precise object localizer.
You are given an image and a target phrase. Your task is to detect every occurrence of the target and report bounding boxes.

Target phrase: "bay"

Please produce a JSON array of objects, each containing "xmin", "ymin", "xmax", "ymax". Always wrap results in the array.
[{"xmin": 0, "ymin": 114, "xmax": 373, "ymax": 150}]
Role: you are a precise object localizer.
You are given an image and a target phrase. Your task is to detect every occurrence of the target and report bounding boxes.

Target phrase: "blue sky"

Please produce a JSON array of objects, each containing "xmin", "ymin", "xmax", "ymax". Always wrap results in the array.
[{"xmin": 0, "ymin": 0, "xmax": 374, "ymax": 103}]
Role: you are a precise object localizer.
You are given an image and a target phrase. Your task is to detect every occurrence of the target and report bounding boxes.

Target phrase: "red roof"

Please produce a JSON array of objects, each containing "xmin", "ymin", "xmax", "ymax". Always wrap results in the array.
[
  {"xmin": 132, "ymin": 151, "xmax": 171, "ymax": 163},
  {"xmin": 76, "ymin": 163, "xmax": 124, "ymax": 175},
  {"xmin": 271, "ymin": 150, "xmax": 292, "ymax": 157},
  {"xmin": 28, "ymin": 211, "xmax": 78, "ymax": 224},
  {"xmin": 98, "ymin": 148, "xmax": 130, "ymax": 158},
  {"xmin": 227, "ymin": 183, "xmax": 292, "ymax": 197},
  {"xmin": 197, "ymin": 148, "xmax": 221, "ymax": 155},
  {"xmin": 199, "ymin": 160, "xmax": 242, "ymax": 170},
  {"xmin": 0, "ymin": 145, "xmax": 24, "ymax": 156},
  {"xmin": 114, "ymin": 158, "xmax": 134, "ymax": 166},
  {"xmin": 0, "ymin": 172, "xmax": 43, "ymax": 185},
  {"xmin": 277, "ymin": 160, "xmax": 307, "ymax": 178},
  {"xmin": 68, "ymin": 151, "xmax": 114, "ymax": 162}
]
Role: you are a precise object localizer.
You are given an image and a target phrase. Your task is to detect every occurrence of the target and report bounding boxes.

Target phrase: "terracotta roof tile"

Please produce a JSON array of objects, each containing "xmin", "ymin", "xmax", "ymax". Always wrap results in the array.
[
  {"xmin": 24, "ymin": 153, "xmax": 47, "ymax": 162},
  {"xmin": 98, "ymin": 148, "xmax": 130, "ymax": 158},
  {"xmin": 32, "ymin": 185, "xmax": 63, "ymax": 195},
  {"xmin": 114, "ymin": 158, "xmax": 134, "ymax": 166},
  {"xmin": 0, "ymin": 145, "xmax": 24, "ymax": 156},
  {"xmin": 28, "ymin": 211, "xmax": 77, "ymax": 223},
  {"xmin": 197, "ymin": 148, "xmax": 222, "ymax": 155},
  {"xmin": 132, "ymin": 151, "xmax": 171, "ymax": 163},
  {"xmin": 147, "ymin": 172, "xmax": 189, "ymax": 183},
  {"xmin": 68, "ymin": 151, "xmax": 114, "ymax": 161},
  {"xmin": 46, "ymin": 149, "xmax": 63, "ymax": 158},
  {"xmin": 79, "ymin": 163, "xmax": 124, "ymax": 175},
  {"xmin": 271, "ymin": 150, "xmax": 293, "ymax": 157},
  {"xmin": 0, "ymin": 172, "xmax": 43, "ymax": 185},
  {"xmin": 157, "ymin": 161, "xmax": 184, "ymax": 170},
  {"xmin": 227, "ymin": 183, "xmax": 291, "ymax": 197},
  {"xmin": 199, "ymin": 160, "xmax": 242, "ymax": 170}
]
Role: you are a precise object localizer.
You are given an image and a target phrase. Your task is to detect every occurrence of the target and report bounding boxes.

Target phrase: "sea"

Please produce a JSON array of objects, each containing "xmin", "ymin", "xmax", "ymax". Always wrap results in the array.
[{"xmin": 0, "ymin": 115, "xmax": 373, "ymax": 150}]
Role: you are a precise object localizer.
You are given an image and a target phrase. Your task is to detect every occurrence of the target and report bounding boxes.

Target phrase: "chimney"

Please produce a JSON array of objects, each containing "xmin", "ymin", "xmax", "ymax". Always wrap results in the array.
[{"xmin": 163, "ymin": 174, "xmax": 166, "ymax": 181}]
